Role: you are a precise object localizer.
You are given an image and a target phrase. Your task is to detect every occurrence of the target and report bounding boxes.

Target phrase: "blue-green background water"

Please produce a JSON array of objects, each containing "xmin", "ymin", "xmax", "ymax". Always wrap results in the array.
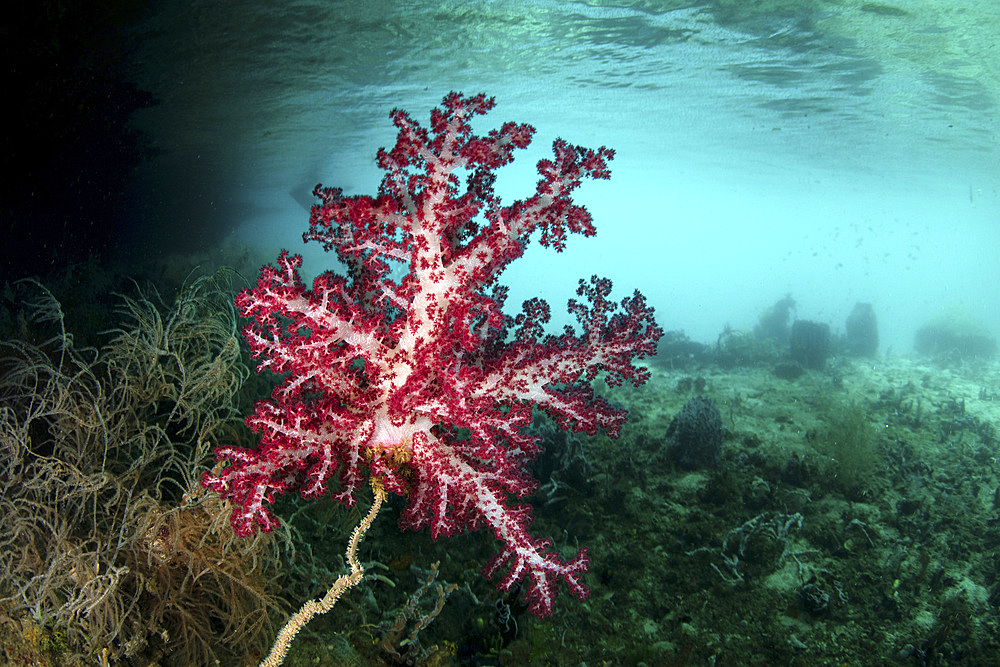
[{"xmin": 115, "ymin": 0, "xmax": 999, "ymax": 354}]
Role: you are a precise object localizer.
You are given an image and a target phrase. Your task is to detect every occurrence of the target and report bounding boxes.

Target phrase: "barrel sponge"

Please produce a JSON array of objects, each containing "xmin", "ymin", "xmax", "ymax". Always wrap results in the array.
[
  {"xmin": 845, "ymin": 302, "xmax": 879, "ymax": 357},
  {"xmin": 790, "ymin": 320, "xmax": 830, "ymax": 370}
]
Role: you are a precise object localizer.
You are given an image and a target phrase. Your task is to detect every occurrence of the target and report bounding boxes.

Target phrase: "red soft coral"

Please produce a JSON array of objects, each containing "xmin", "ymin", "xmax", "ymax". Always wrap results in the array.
[{"xmin": 203, "ymin": 92, "xmax": 661, "ymax": 616}]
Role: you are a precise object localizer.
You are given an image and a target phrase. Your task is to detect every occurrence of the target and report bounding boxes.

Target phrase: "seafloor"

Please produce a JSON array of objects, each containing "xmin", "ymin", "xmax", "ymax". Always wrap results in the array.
[{"xmin": 1, "ymin": 266, "xmax": 998, "ymax": 666}]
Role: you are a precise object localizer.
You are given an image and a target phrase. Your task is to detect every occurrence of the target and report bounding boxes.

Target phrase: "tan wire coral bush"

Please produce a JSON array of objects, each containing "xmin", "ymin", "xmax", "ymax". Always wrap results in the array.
[
  {"xmin": 0, "ymin": 273, "xmax": 289, "ymax": 665},
  {"xmin": 103, "ymin": 276, "xmax": 248, "ymax": 445}
]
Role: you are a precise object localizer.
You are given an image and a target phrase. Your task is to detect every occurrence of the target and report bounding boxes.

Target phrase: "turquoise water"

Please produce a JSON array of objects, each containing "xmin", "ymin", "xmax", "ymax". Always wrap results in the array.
[{"xmin": 123, "ymin": 0, "xmax": 1000, "ymax": 354}]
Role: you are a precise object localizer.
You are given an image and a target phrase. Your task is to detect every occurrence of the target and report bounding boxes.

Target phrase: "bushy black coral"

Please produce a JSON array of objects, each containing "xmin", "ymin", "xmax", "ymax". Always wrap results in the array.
[{"xmin": 665, "ymin": 396, "xmax": 725, "ymax": 469}]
